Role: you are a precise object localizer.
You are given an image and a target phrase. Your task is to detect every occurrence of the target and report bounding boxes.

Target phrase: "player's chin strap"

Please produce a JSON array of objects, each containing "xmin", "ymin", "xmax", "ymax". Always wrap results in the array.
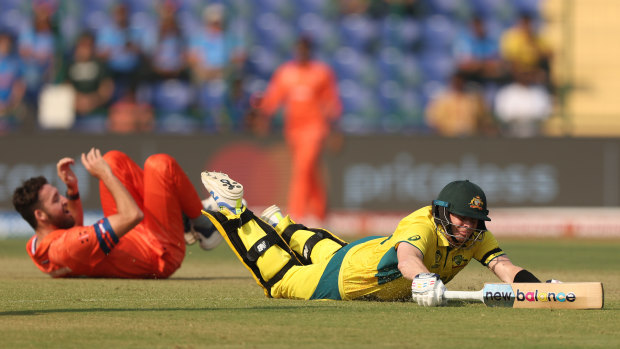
[{"xmin": 432, "ymin": 200, "xmax": 485, "ymax": 250}]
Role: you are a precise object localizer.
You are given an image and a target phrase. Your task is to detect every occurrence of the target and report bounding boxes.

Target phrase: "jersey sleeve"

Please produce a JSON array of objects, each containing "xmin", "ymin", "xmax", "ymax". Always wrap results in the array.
[
  {"xmin": 48, "ymin": 218, "xmax": 120, "ymax": 274},
  {"xmin": 473, "ymin": 230, "xmax": 505, "ymax": 266},
  {"xmin": 391, "ymin": 217, "xmax": 435, "ymax": 258}
]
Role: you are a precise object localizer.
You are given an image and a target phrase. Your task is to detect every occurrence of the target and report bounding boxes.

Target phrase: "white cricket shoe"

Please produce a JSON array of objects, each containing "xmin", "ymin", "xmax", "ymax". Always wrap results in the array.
[
  {"xmin": 195, "ymin": 229, "xmax": 223, "ymax": 250},
  {"xmin": 260, "ymin": 205, "xmax": 284, "ymax": 227},
  {"xmin": 201, "ymin": 171, "xmax": 244, "ymax": 214},
  {"xmin": 184, "ymin": 197, "xmax": 223, "ymax": 250}
]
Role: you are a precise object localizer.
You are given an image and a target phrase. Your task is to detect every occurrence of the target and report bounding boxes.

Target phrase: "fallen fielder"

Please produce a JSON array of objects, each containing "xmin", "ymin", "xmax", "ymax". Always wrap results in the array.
[{"xmin": 200, "ymin": 171, "xmax": 568, "ymax": 306}]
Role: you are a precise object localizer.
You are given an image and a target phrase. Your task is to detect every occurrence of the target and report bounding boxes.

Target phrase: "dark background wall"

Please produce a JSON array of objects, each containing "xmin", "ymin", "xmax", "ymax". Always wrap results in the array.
[{"xmin": 1, "ymin": 134, "xmax": 618, "ymax": 211}]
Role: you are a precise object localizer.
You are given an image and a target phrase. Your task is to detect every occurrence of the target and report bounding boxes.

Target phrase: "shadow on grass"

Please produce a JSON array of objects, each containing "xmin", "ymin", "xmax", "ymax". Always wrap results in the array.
[
  {"xmin": 169, "ymin": 276, "xmax": 252, "ymax": 281},
  {"xmin": 0, "ymin": 305, "xmax": 337, "ymax": 316}
]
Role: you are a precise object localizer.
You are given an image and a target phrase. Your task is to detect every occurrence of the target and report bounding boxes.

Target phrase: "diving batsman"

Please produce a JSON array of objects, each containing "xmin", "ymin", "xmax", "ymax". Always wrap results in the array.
[{"xmin": 200, "ymin": 172, "xmax": 544, "ymax": 305}]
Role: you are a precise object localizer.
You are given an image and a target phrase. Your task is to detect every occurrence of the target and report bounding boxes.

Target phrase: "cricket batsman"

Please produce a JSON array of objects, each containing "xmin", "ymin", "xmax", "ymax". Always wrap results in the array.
[
  {"xmin": 12, "ymin": 148, "xmax": 221, "ymax": 278},
  {"xmin": 201, "ymin": 172, "xmax": 546, "ymax": 305}
]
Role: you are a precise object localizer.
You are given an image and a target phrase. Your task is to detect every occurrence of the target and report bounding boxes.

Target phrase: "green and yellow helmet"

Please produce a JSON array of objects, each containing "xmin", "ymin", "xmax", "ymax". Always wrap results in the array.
[{"xmin": 432, "ymin": 180, "xmax": 489, "ymax": 249}]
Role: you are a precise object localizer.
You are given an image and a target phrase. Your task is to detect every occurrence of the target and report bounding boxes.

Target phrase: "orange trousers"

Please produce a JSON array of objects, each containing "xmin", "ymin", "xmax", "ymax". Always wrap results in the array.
[
  {"xmin": 286, "ymin": 128, "xmax": 327, "ymax": 221},
  {"xmin": 99, "ymin": 150, "xmax": 204, "ymax": 277}
]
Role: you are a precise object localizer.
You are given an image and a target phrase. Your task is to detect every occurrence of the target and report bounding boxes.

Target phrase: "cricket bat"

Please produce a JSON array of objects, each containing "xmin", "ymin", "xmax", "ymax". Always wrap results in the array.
[{"xmin": 444, "ymin": 282, "xmax": 604, "ymax": 309}]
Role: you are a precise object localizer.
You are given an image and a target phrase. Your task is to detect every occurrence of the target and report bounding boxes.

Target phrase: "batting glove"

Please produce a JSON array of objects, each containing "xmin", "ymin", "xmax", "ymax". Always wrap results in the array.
[
  {"xmin": 411, "ymin": 273, "xmax": 446, "ymax": 307},
  {"xmin": 546, "ymin": 279, "xmax": 563, "ymax": 283}
]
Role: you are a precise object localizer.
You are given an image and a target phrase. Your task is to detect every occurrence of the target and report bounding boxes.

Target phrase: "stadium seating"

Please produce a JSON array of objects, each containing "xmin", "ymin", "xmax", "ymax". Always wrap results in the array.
[{"xmin": 6, "ymin": 0, "xmax": 542, "ymax": 134}]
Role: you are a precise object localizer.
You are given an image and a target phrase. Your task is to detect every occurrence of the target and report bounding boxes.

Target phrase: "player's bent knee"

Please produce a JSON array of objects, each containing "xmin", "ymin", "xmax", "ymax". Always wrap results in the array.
[
  {"xmin": 144, "ymin": 153, "xmax": 177, "ymax": 174},
  {"xmin": 280, "ymin": 224, "xmax": 347, "ymax": 265},
  {"xmin": 103, "ymin": 150, "xmax": 131, "ymax": 164}
]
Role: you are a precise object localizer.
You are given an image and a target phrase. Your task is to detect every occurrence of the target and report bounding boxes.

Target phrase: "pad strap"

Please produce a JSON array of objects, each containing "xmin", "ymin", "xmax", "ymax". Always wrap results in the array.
[
  {"xmin": 209, "ymin": 209, "xmax": 301, "ymax": 297},
  {"xmin": 281, "ymin": 224, "xmax": 307, "ymax": 244},
  {"xmin": 247, "ymin": 234, "xmax": 279, "ymax": 262},
  {"xmin": 264, "ymin": 259, "xmax": 298, "ymax": 290}
]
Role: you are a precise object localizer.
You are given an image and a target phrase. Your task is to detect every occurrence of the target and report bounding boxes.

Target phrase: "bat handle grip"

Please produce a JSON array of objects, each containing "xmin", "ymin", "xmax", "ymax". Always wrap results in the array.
[{"xmin": 444, "ymin": 290, "xmax": 484, "ymax": 302}]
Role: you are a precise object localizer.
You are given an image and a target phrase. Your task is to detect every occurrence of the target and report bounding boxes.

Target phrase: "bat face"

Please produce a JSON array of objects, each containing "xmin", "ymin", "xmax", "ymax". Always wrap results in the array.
[{"xmin": 483, "ymin": 282, "xmax": 604, "ymax": 309}]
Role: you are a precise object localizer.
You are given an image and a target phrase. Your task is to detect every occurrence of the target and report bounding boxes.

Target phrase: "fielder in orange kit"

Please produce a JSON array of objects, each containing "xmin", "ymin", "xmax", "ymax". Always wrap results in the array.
[
  {"xmin": 12, "ymin": 148, "xmax": 221, "ymax": 278},
  {"xmin": 258, "ymin": 36, "xmax": 342, "ymax": 221}
]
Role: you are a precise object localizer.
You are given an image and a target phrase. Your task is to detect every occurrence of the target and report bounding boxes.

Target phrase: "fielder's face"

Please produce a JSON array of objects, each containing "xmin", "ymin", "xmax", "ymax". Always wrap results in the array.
[
  {"xmin": 37, "ymin": 184, "xmax": 75, "ymax": 229},
  {"xmin": 448, "ymin": 213, "xmax": 478, "ymax": 243}
]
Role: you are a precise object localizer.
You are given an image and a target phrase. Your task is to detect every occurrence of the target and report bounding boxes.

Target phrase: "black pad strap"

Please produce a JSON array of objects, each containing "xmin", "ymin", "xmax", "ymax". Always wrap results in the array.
[
  {"xmin": 309, "ymin": 228, "xmax": 348, "ymax": 247},
  {"xmin": 301, "ymin": 233, "xmax": 323, "ymax": 261},
  {"xmin": 246, "ymin": 234, "xmax": 279, "ymax": 262},
  {"xmin": 264, "ymin": 259, "xmax": 297, "ymax": 291},
  {"xmin": 281, "ymin": 224, "xmax": 307, "ymax": 244},
  {"xmin": 219, "ymin": 209, "xmax": 254, "ymax": 232}
]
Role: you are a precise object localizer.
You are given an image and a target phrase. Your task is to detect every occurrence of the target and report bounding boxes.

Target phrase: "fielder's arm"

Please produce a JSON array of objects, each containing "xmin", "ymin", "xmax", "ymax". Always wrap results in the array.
[
  {"xmin": 81, "ymin": 148, "xmax": 143, "ymax": 238},
  {"xmin": 56, "ymin": 157, "xmax": 83, "ymax": 226},
  {"xmin": 397, "ymin": 243, "xmax": 430, "ymax": 280}
]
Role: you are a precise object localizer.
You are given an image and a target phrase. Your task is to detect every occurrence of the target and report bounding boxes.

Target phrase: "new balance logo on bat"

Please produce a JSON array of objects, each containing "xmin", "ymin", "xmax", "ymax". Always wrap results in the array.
[
  {"xmin": 485, "ymin": 291, "xmax": 513, "ymax": 301},
  {"xmin": 484, "ymin": 288, "xmax": 577, "ymax": 303},
  {"xmin": 516, "ymin": 289, "xmax": 576, "ymax": 302}
]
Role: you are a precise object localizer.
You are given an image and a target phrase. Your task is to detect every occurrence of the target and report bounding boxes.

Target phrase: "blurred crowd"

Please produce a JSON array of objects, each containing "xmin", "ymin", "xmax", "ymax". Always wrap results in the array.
[{"xmin": 0, "ymin": 0, "xmax": 553, "ymax": 137}]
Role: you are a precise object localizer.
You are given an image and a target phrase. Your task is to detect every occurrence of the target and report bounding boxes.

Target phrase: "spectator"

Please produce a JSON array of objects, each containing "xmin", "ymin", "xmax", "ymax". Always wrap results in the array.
[
  {"xmin": 0, "ymin": 31, "xmax": 25, "ymax": 133},
  {"xmin": 187, "ymin": 3, "xmax": 246, "ymax": 82},
  {"xmin": 65, "ymin": 32, "xmax": 114, "ymax": 132},
  {"xmin": 147, "ymin": 2, "xmax": 189, "ymax": 82},
  {"xmin": 145, "ymin": 1, "xmax": 194, "ymax": 132},
  {"xmin": 107, "ymin": 84, "xmax": 154, "ymax": 133},
  {"xmin": 256, "ymin": 36, "xmax": 342, "ymax": 223},
  {"xmin": 18, "ymin": 1, "xmax": 57, "ymax": 122},
  {"xmin": 499, "ymin": 12, "xmax": 552, "ymax": 87},
  {"xmin": 425, "ymin": 71, "xmax": 495, "ymax": 137},
  {"xmin": 494, "ymin": 67, "xmax": 552, "ymax": 137},
  {"xmin": 96, "ymin": 3, "xmax": 147, "ymax": 101},
  {"xmin": 453, "ymin": 16, "xmax": 506, "ymax": 86},
  {"xmin": 187, "ymin": 4, "xmax": 246, "ymax": 130}
]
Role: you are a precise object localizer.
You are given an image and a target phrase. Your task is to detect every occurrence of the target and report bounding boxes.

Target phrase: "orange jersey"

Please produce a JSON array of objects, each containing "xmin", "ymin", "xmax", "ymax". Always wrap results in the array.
[
  {"xmin": 25, "ymin": 151, "xmax": 204, "ymax": 279},
  {"xmin": 260, "ymin": 60, "xmax": 341, "ymax": 135},
  {"xmin": 26, "ymin": 218, "xmax": 165, "ymax": 278}
]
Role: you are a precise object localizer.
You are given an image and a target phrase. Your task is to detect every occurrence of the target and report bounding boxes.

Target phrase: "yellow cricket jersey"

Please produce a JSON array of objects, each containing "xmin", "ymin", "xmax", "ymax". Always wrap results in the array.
[{"xmin": 336, "ymin": 206, "xmax": 505, "ymax": 301}]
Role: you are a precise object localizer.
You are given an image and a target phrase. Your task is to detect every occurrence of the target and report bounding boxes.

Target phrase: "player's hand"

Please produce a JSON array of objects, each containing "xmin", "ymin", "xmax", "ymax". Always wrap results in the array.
[
  {"xmin": 81, "ymin": 148, "xmax": 112, "ymax": 180},
  {"xmin": 411, "ymin": 273, "xmax": 446, "ymax": 307},
  {"xmin": 546, "ymin": 279, "xmax": 563, "ymax": 283},
  {"xmin": 57, "ymin": 157, "xmax": 78, "ymax": 193}
]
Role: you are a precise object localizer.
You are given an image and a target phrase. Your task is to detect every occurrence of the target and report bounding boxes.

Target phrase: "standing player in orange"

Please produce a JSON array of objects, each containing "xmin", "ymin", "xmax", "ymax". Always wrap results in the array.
[
  {"xmin": 257, "ymin": 36, "xmax": 342, "ymax": 222},
  {"xmin": 12, "ymin": 147, "xmax": 221, "ymax": 278}
]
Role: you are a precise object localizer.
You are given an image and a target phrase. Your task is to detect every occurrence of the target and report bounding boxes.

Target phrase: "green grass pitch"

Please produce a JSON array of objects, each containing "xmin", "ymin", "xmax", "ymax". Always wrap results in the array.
[{"xmin": 1, "ymin": 237, "xmax": 618, "ymax": 348}]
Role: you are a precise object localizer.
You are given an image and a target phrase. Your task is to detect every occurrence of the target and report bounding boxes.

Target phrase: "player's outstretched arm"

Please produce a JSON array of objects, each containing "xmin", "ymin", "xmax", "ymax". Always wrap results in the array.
[
  {"xmin": 397, "ymin": 243, "xmax": 429, "ymax": 280},
  {"xmin": 56, "ymin": 157, "xmax": 83, "ymax": 226},
  {"xmin": 397, "ymin": 244, "xmax": 446, "ymax": 306},
  {"xmin": 81, "ymin": 148, "xmax": 143, "ymax": 238},
  {"xmin": 488, "ymin": 255, "xmax": 539, "ymax": 283}
]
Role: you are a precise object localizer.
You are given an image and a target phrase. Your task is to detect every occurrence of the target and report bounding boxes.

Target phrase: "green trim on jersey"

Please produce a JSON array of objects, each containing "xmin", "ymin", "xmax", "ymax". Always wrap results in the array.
[
  {"xmin": 375, "ymin": 247, "xmax": 402, "ymax": 285},
  {"xmin": 310, "ymin": 236, "xmax": 380, "ymax": 300}
]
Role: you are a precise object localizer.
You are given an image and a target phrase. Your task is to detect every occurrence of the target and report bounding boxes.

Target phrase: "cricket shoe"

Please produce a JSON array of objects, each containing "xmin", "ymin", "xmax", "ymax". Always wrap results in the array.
[
  {"xmin": 194, "ymin": 224, "xmax": 223, "ymax": 250},
  {"xmin": 260, "ymin": 205, "xmax": 284, "ymax": 227},
  {"xmin": 201, "ymin": 171, "xmax": 244, "ymax": 214},
  {"xmin": 184, "ymin": 197, "xmax": 223, "ymax": 250}
]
